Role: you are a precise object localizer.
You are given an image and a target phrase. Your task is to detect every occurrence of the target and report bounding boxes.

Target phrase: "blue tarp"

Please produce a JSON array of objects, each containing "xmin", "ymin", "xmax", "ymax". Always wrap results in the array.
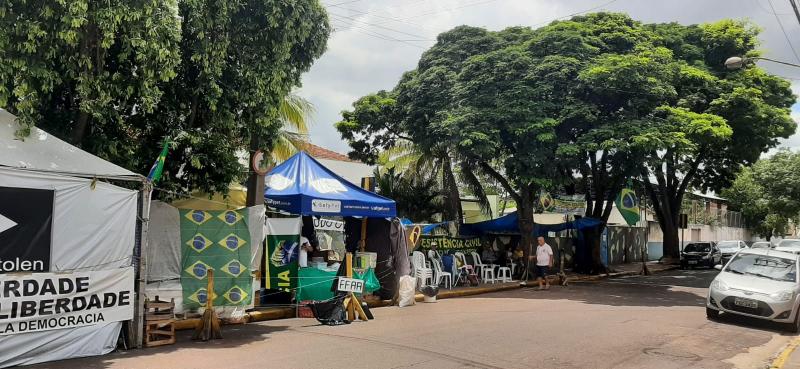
[
  {"xmin": 459, "ymin": 211, "xmax": 603, "ymax": 236},
  {"xmin": 264, "ymin": 152, "xmax": 397, "ymax": 217},
  {"xmin": 422, "ymin": 222, "xmax": 448, "ymax": 234}
]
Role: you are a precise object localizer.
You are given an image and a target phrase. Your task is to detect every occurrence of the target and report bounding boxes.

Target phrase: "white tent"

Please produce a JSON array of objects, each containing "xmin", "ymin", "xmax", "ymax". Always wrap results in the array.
[
  {"xmin": 0, "ymin": 109, "xmax": 144, "ymax": 367},
  {"xmin": 0, "ymin": 109, "xmax": 140, "ymax": 180}
]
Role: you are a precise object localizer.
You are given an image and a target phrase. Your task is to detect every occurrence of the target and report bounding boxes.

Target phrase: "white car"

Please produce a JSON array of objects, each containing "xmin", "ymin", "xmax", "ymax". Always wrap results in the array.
[
  {"xmin": 707, "ymin": 248, "xmax": 800, "ymax": 332},
  {"xmin": 717, "ymin": 240, "xmax": 748, "ymax": 263},
  {"xmin": 750, "ymin": 241, "xmax": 772, "ymax": 249}
]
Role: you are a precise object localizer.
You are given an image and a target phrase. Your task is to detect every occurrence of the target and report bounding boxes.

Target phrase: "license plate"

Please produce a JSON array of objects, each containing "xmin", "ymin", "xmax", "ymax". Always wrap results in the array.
[
  {"xmin": 688, "ymin": 260, "xmax": 698, "ymax": 264},
  {"xmin": 734, "ymin": 297, "xmax": 758, "ymax": 309}
]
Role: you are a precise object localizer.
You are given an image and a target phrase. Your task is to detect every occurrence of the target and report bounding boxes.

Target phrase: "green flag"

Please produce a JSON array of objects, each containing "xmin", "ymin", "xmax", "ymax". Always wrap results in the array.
[
  {"xmin": 147, "ymin": 138, "xmax": 169, "ymax": 183},
  {"xmin": 615, "ymin": 187, "xmax": 640, "ymax": 226}
]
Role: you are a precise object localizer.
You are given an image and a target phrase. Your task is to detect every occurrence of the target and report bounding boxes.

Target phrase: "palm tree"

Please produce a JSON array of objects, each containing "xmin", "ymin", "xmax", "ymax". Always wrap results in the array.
[{"xmin": 271, "ymin": 93, "xmax": 315, "ymax": 163}]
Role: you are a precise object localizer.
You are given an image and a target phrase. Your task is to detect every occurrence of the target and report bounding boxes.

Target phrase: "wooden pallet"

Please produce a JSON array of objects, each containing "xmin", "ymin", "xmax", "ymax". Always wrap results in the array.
[{"xmin": 145, "ymin": 296, "xmax": 176, "ymax": 347}]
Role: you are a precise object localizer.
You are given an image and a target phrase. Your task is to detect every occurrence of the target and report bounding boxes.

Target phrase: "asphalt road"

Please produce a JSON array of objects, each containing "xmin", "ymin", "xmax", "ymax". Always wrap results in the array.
[{"xmin": 29, "ymin": 269, "xmax": 798, "ymax": 369}]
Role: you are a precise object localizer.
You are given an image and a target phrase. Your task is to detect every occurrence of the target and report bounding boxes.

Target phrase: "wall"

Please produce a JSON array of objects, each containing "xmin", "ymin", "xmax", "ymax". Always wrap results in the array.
[
  {"xmin": 316, "ymin": 158, "xmax": 374, "ymax": 186},
  {"xmin": 607, "ymin": 226, "xmax": 647, "ymax": 265},
  {"xmin": 646, "ymin": 221, "xmax": 753, "ymax": 260}
]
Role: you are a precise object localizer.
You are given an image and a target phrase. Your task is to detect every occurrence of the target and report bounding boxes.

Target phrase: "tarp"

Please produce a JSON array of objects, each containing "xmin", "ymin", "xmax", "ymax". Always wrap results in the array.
[
  {"xmin": 264, "ymin": 152, "xmax": 396, "ymax": 217},
  {"xmin": 459, "ymin": 211, "xmax": 604, "ymax": 236},
  {"xmin": 145, "ymin": 201, "xmax": 265, "ymax": 316},
  {"xmin": 295, "ymin": 267, "xmax": 380, "ymax": 301},
  {"xmin": 0, "ymin": 109, "xmax": 139, "ymax": 180},
  {"xmin": 0, "ymin": 167, "xmax": 137, "ymax": 368}
]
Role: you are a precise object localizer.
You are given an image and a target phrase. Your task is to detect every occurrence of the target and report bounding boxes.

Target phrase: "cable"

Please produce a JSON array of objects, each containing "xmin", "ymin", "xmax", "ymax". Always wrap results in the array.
[
  {"xmin": 532, "ymin": 0, "xmax": 621, "ymax": 28},
  {"xmin": 326, "ymin": 0, "xmax": 438, "ymax": 32},
  {"xmin": 328, "ymin": 11, "xmax": 435, "ymax": 41},
  {"xmin": 767, "ymin": 0, "xmax": 800, "ymax": 64},
  {"xmin": 789, "ymin": 0, "xmax": 800, "ymax": 28},
  {"xmin": 378, "ymin": 0, "xmax": 501, "ymax": 24}
]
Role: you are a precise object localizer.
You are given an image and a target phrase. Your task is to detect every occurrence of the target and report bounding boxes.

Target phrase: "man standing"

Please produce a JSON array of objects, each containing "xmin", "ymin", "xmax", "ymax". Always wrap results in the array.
[{"xmin": 534, "ymin": 236, "xmax": 554, "ymax": 290}]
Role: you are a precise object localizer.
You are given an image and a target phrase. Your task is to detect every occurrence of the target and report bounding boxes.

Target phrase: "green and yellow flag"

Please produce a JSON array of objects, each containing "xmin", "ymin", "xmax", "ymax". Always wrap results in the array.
[
  {"xmin": 147, "ymin": 138, "xmax": 169, "ymax": 183},
  {"xmin": 615, "ymin": 187, "xmax": 640, "ymax": 226}
]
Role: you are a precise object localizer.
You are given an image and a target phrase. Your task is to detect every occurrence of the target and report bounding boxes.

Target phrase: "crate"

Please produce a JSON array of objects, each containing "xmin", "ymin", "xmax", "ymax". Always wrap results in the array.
[
  {"xmin": 298, "ymin": 300, "xmax": 317, "ymax": 318},
  {"xmin": 145, "ymin": 296, "xmax": 176, "ymax": 347}
]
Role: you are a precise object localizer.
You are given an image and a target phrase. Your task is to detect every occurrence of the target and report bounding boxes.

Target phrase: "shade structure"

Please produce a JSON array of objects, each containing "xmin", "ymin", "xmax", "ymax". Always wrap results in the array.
[
  {"xmin": 264, "ymin": 152, "xmax": 396, "ymax": 217},
  {"xmin": 459, "ymin": 211, "xmax": 604, "ymax": 236}
]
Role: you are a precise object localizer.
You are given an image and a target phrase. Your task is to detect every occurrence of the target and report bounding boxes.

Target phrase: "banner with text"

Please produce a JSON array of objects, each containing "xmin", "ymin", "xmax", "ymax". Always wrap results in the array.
[
  {"xmin": 265, "ymin": 218, "xmax": 302, "ymax": 292},
  {"xmin": 0, "ymin": 267, "xmax": 134, "ymax": 336},
  {"xmin": 417, "ymin": 235, "xmax": 481, "ymax": 253}
]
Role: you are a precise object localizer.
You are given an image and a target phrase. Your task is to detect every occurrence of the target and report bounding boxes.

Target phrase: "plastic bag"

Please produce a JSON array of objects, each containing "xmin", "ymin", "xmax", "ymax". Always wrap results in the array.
[
  {"xmin": 398, "ymin": 275, "xmax": 416, "ymax": 307},
  {"xmin": 309, "ymin": 294, "xmax": 350, "ymax": 326}
]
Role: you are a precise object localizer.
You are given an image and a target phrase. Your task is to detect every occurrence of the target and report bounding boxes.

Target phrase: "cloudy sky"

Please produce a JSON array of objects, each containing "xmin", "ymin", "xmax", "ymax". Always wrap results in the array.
[{"xmin": 297, "ymin": 0, "xmax": 800, "ymax": 154}]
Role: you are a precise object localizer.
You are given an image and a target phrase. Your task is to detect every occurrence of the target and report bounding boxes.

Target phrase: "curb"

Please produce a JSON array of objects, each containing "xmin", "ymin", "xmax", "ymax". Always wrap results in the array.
[
  {"xmin": 770, "ymin": 337, "xmax": 800, "ymax": 369},
  {"xmin": 173, "ymin": 282, "xmax": 522, "ymax": 331},
  {"xmin": 563, "ymin": 265, "xmax": 680, "ymax": 284}
]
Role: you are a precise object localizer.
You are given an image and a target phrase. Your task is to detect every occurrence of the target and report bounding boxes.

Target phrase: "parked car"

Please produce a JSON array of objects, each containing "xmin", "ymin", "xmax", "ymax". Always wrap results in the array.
[
  {"xmin": 707, "ymin": 248, "xmax": 800, "ymax": 332},
  {"xmin": 751, "ymin": 241, "xmax": 772, "ymax": 249},
  {"xmin": 680, "ymin": 242, "xmax": 721, "ymax": 269},
  {"xmin": 717, "ymin": 240, "xmax": 748, "ymax": 262},
  {"xmin": 777, "ymin": 239, "xmax": 800, "ymax": 249}
]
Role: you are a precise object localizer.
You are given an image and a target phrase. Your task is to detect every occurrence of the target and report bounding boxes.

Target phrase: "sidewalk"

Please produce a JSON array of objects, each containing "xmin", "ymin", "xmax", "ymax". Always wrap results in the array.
[{"xmin": 175, "ymin": 262, "xmax": 677, "ymax": 330}]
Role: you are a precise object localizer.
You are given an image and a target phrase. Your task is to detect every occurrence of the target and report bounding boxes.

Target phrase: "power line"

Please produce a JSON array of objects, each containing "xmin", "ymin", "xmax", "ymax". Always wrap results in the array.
[
  {"xmin": 789, "ymin": 0, "xmax": 800, "ymax": 28},
  {"xmin": 325, "ymin": 1, "xmax": 438, "ymax": 32},
  {"xmin": 328, "ymin": 11, "xmax": 435, "ymax": 41},
  {"xmin": 767, "ymin": 0, "xmax": 800, "ymax": 64},
  {"xmin": 330, "ymin": 17, "xmax": 429, "ymax": 49},
  {"xmin": 380, "ymin": 0, "xmax": 501, "ymax": 24},
  {"xmin": 532, "ymin": 0, "xmax": 622, "ymax": 28}
]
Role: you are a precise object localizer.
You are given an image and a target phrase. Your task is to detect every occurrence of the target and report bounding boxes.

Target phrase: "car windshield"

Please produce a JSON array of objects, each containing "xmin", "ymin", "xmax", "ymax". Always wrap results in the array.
[
  {"xmin": 684, "ymin": 243, "xmax": 711, "ymax": 253},
  {"xmin": 718, "ymin": 241, "xmax": 739, "ymax": 250},
  {"xmin": 751, "ymin": 242, "xmax": 771, "ymax": 249},
  {"xmin": 725, "ymin": 253, "xmax": 797, "ymax": 282},
  {"xmin": 780, "ymin": 240, "xmax": 800, "ymax": 248}
]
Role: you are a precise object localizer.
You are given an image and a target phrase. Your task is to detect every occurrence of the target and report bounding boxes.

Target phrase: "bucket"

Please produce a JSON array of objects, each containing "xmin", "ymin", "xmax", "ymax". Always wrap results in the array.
[{"xmin": 423, "ymin": 295, "xmax": 437, "ymax": 303}]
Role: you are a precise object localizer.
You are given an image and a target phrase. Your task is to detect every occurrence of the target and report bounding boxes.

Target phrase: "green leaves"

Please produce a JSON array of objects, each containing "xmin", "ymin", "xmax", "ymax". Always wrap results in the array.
[{"xmin": 1, "ymin": 0, "xmax": 330, "ymax": 196}]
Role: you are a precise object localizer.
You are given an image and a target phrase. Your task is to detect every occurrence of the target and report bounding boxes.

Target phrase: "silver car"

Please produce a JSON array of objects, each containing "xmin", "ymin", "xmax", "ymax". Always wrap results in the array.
[
  {"xmin": 717, "ymin": 240, "xmax": 747, "ymax": 262},
  {"xmin": 707, "ymin": 248, "xmax": 800, "ymax": 332},
  {"xmin": 750, "ymin": 241, "xmax": 772, "ymax": 249}
]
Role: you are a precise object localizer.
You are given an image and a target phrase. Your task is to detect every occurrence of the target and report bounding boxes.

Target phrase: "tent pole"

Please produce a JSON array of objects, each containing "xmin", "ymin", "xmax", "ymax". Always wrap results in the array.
[{"xmin": 133, "ymin": 181, "xmax": 153, "ymax": 348}]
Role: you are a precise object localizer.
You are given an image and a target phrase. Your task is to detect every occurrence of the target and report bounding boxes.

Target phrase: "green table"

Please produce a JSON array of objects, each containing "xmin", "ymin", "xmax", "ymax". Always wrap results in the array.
[{"xmin": 295, "ymin": 267, "xmax": 380, "ymax": 301}]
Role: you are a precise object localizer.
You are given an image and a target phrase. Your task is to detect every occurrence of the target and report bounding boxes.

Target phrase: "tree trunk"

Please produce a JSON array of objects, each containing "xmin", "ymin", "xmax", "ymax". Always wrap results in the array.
[
  {"xmin": 662, "ymin": 221, "xmax": 680, "ymax": 259},
  {"xmin": 441, "ymin": 156, "xmax": 463, "ymax": 224},
  {"xmin": 517, "ymin": 190, "xmax": 534, "ymax": 280},
  {"xmin": 71, "ymin": 111, "xmax": 90, "ymax": 146},
  {"xmin": 245, "ymin": 135, "xmax": 265, "ymax": 207}
]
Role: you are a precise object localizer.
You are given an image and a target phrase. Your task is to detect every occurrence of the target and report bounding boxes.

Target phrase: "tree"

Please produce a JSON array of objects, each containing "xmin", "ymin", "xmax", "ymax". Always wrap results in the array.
[
  {"xmin": 273, "ymin": 93, "xmax": 315, "ymax": 164},
  {"xmin": 1, "ymin": 0, "xmax": 330, "ymax": 197},
  {"xmin": 723, "ymin": 150, "xmax": 800, "ymax": 239},
  {"xmin": 373, "ymin": 167, "xmax": 444, "ymax": 222},
  {"xmin": 1, "ymin": 0, "xmax": 181, "ymax": 157}
]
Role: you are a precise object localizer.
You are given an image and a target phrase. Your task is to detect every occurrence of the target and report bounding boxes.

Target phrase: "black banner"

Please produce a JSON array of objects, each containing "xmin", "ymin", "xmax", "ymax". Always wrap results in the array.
[
  {"xmin": 0, "ymin": 187, "xmax": 54, "ymax": 273},
  {"xmin": 417, "ymin": 235, "xmax": 481, "ymax": 253}
]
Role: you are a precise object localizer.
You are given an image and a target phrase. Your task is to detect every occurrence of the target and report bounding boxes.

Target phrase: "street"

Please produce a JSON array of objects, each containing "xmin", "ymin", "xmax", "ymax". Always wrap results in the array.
[{"xmin": 30, "ymin": 270, "xmax": 797, "ymax": 369}]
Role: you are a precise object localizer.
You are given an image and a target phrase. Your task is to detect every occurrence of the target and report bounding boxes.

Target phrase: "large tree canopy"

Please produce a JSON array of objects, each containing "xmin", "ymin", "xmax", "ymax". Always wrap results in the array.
[
  {"xmin": 339, "ymin": 13, "xmax": 795, "ymax": 269},
  {"xmin": 1, "ymin": 0, "xmax": 330, "ymax": 196}
]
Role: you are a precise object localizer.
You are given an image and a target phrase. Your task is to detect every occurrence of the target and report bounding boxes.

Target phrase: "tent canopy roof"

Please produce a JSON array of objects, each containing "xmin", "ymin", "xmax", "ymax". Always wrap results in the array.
[
  {"xmin": 459, "ymin": 211, "xmax": 604, "ymax": 236},
  {"xmin": 0, "ymin": 109, "xmax": 140, "ymax": 180},
  {"xmin": 264, "ymin": 151, "xmax": 396, "ymax": 217}
]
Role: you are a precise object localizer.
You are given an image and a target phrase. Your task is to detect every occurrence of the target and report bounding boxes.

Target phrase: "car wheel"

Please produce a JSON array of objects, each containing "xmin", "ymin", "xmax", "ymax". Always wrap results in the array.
[
  {"xmin": 706, "ymin": 307, "xmax": 719, "ymax": 320},
  {"xmin": 785, "ymin": 308, "xmax": 800, "ymax": 333}
]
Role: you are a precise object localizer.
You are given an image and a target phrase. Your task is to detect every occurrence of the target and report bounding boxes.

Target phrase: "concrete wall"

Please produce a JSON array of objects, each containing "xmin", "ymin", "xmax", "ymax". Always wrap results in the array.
[
  {"xmin": 316, "ymin": 158, "xmax": 374, "ymax": 186},
  {"xmin": 607, "ymin": 226, "xmax": 647, "ymax": 265},
  {"xmin": 646, "ymin": 221, "xmax": 753, "ymax": 260}
]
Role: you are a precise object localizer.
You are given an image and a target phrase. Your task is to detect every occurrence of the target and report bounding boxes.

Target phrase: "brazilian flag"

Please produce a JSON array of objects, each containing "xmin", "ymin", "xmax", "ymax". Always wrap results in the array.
[
  {"xmin": 615, "ymin": 188, "xmax": 640, "ymax": 226},
  {"xmin": 147, "ymin": 138, "xmax": 170, "ymax": 183}
]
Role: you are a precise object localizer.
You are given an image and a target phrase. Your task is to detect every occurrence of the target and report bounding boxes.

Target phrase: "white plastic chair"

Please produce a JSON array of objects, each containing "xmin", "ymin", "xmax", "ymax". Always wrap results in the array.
[
  {"xmin": 431, "ymin": 258, "xmax": 452, "ymax": 289},
  {"xmin": 454, "ymin": 252, "xmax": 476, "ymax": 283},
  {"xmin": 471, "ymin": 252, "xmax": 496, "ymax": 283},
  {"xmin": 448, "ymin": 254, "xmax": 467, "ymax": 286},
  {"xmin": 496, "ymin": 266, "xmax": 512, "ymax": 282},
  {"xmin": 412, "ymin": 251, "xmax": 433, "ymax": 287}
]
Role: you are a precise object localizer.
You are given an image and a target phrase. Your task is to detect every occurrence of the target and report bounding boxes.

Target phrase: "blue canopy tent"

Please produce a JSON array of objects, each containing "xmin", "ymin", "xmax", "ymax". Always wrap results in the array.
[
  {"xmin": 264, "ymin": 151, "xmax": 396, "ymax": 217},
  {"xmin": 263, "ymin": 152, "xmax": 406, "ymax": 300},
  {"xmin": 459, "ymin": 211, "xmax": 603, "ymax": 237}
]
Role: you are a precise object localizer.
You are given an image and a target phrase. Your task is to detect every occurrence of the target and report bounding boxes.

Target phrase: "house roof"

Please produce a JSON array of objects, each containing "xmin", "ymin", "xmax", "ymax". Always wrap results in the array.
[{"xmin": 300, "ymin": 142, "xmax": 358, "ymax": 163}]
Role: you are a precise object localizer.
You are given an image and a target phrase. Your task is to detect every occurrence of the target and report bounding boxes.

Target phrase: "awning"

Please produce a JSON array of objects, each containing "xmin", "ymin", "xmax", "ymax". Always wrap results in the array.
[
  {"xmin": 459, "ymin": 211, "xmax": 604, "ymax": 236},
  {"xmin": 264, "ymin": 152, "xmax": 396, "ymax": 217}
]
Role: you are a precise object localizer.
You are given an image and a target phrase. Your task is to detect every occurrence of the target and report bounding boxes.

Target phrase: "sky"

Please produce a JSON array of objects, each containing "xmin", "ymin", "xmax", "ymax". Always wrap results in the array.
[{"xmin": 297, "ymin": 0, "xmax": 800, "ymax": 154}]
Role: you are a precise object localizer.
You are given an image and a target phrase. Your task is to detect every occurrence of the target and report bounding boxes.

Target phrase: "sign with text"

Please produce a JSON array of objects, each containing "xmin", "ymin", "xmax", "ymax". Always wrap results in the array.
[
  {"xmin": 311, "ymin": 199, "xmax": 341, "ymax": 213},
  {"xmin": 0, "ymin": 267, "xmax": 134, "ymax": 336},
  {"xmin": 313, "ymin": 217, "xmax": 344, "ymax": 232},
  {"xmin": 417, "ymin": 236, "xmax": 481, "ymax": 253},
  {"xmin": 336, "ymin": 277, "xmax": 364, "ymax": 293},
  {"xmin": 0, "ymin": 186, "xmax": 54, "ymax": 273}
]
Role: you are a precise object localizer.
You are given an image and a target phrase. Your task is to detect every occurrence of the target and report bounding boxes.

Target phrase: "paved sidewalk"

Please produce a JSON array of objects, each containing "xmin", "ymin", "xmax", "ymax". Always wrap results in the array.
[{"xmin": 773, "ymin": 337, "xmax": 800, "ymax": 368}]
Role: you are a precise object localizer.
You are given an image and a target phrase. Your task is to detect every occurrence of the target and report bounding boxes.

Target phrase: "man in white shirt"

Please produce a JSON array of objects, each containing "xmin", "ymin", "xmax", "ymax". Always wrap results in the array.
[
  {"xmin": 298, "ymin": 236, "xmax": 313, "ymax": 268},
  {"xmin": 534, "ymin": 236, "xmax": 554, "ymax": 290}
]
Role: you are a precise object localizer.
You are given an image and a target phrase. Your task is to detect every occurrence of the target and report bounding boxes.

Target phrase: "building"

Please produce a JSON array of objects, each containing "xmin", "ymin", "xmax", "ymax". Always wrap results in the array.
[{"xmin": 301, "ymin": 143, "xmax": 374, "ymax": 186}]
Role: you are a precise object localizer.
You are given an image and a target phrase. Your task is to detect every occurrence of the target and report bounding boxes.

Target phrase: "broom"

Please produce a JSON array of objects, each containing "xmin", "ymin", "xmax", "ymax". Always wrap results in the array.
[{"xmin": 193, "ymin": 269, "xmax": 222, "ymax": 341}]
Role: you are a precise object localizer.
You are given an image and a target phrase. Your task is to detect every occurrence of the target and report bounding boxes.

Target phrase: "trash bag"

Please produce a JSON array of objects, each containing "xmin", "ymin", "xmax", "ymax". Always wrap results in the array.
[
  {"xmin": 309, "ymin": 294, "xmax": 350, "ymax": 326},
  {"xmin": 420, "ymin": 285, "xmax": 439, "ymax": 297},
  {"xmin": 398, "ymin": 275, "xmax": 416, "ymax": 307}
]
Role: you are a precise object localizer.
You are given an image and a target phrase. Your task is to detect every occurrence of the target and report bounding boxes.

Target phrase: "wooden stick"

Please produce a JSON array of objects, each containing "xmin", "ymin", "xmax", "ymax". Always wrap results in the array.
[{"xmin": 345, "ymin": 253, "xmax": 356, "ymax": 321}]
